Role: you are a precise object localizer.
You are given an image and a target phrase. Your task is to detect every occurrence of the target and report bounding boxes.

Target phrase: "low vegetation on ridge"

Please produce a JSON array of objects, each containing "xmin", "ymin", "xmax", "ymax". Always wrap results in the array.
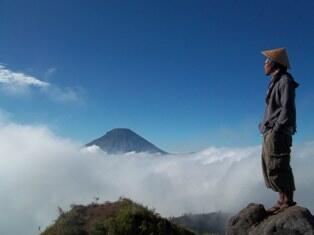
[{"xmin": 41, "ymin": 197, "xmax": 196, "ymax": 235}]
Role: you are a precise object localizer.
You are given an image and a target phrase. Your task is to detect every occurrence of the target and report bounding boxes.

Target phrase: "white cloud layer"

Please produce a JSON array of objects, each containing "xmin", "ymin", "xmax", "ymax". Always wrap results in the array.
[
  {"xmin": 0, "ymin": 117, "xmax": 313, "ymax": 235},
  {"xmin": 0, "ymin": 65, "xmax": 84, "ymax": 103}
]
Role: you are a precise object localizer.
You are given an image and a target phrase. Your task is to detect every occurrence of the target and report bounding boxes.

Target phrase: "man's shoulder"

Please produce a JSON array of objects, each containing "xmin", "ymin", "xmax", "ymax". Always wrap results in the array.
[
  {"xmin": 279, "ymin": 73, "xmax": 292, "ymax": 81},
  {"xmin": 278, "ymin": 73, "xmax": 297, "ymax": 88}
]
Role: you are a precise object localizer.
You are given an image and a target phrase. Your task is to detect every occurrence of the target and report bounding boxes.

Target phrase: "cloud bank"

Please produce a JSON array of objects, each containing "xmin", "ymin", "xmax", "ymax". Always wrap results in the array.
[
  {"xmin": 0, "ymin": 117, "xmax": 313, "ymax": 235},
  {"xmin": 0, "ymin": 65, "xmax": 84, "ymax": 103}
]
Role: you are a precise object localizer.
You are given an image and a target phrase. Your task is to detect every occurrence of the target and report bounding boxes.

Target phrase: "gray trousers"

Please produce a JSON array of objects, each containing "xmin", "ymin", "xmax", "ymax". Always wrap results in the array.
[{"xmin": 261, "ymin": 129, "xmax": 296, "ymax": 192}]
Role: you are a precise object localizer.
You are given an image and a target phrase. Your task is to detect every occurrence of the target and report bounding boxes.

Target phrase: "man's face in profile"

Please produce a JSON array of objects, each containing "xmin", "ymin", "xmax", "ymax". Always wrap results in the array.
[{"xmin": 264, "ymin": 58, "xmax": 274, "ymax": 76}]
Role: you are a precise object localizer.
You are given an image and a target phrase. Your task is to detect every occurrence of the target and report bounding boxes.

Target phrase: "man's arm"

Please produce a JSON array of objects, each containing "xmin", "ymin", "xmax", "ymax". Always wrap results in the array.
[{"xmin": 273, "ymin": 77, "xmax": 296, "ymax": 133}]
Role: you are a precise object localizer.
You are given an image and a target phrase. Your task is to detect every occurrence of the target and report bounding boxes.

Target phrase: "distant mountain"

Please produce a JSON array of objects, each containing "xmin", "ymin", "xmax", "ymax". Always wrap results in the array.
[
  {"xmin": 86, "ymin": 128, "xmax": 168, "ymax": 154},
  {"xmin": 171, "ymin": 212, "xmax": 230, "ymax": 235}
]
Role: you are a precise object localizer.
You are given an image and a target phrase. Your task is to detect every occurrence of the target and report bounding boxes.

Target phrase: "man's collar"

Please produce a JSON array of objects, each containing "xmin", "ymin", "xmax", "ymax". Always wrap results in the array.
[
  {"xmin": 270, "ymin": 69, "xmax": 285, "ymax": 82},
  {"xmin": 271, "ymin": 69, "xmax": 280, "ymax": 78}
]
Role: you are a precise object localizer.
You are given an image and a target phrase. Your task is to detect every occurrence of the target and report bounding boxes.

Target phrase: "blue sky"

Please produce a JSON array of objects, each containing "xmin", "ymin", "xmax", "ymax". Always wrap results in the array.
[{"xmin": 0, "ymin": 0, "xmax": 313, "ymax": 152}]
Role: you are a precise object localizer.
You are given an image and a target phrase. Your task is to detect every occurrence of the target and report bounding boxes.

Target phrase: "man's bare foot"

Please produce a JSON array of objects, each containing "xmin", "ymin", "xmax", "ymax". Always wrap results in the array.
[
  {"xmin": 266, "ymin": 201, "xmax": 282, "ymax": 214},
  {"xmin": 273, "ymin": 201, "xmax": 297, "ymax": 215}
]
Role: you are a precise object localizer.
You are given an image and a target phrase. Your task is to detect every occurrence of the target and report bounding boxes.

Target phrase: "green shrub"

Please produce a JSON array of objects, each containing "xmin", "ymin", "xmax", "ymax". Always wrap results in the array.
[{"xmin": 41, "ymin": 198, "xmax": 195, "ymax": 235}]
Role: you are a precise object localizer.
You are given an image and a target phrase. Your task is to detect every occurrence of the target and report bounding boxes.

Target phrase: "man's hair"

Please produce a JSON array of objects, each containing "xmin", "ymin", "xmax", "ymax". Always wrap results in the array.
[{"xmin": 271, "ymin": 61, "xmax": 288, "ymax": 72}]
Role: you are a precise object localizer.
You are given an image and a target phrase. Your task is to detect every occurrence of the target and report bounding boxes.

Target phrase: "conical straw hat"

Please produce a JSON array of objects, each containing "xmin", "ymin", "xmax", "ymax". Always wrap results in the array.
[{"xmin": 261, "ymin": 48, "xmax": 291, "ymax": 69}]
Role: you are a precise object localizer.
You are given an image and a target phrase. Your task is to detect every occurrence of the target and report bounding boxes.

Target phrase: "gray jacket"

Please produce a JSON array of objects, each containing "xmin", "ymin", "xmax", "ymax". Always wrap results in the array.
[{"xmin": 259, "ymin": 72, "xmax": 299, "ymax": 135}]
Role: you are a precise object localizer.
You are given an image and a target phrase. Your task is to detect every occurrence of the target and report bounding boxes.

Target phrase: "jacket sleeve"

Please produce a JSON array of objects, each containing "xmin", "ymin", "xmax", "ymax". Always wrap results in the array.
[
  {"xmin": 258, "ymin": 106, "xmax": 267, "ymax": 134},
  {"xmin": 273, "ymin": 77, "xmax": 296, "ymax": 132}
]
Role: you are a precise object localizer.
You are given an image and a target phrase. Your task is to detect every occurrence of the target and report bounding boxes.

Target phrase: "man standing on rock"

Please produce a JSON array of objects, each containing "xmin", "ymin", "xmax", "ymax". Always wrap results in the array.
[{"xmin": 259, "ymin": 48, "xmax": 299, "ymax": 214}]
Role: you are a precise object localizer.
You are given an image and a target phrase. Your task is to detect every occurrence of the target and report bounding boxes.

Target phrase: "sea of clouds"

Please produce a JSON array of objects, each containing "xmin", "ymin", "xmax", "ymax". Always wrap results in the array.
[{"xmin": 0, "ymin": 115, "xmax": 313, "ymax": 235}]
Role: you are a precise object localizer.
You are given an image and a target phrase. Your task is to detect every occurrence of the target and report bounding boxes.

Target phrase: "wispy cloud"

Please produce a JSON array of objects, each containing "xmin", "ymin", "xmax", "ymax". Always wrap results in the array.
[
  {"xmin": 0, "ymin": 65, "xmax": 49, "ymax": 96},
  {"xmin": 0, "ymin": 114, "xmax": 313, "ymax": 235},
  {"xmin": 0, "ymin": 65, "xmax": 49, "ymax": 88},
  {"xmin": 44, "ymin": 67, "xmax": 57, "ymax": 80},
  {"xmin": 0, "ymin": 65, "xmax": 85, "ymax": 103},
  {"xmin": 40, "ymin": 85, "xmax": 85, "ymax": 103}
]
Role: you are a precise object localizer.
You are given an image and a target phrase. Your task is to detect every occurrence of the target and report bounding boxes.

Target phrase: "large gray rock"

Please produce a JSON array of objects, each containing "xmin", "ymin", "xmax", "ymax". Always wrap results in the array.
[{"xmin": 227, "ymin": 203, "xmax": 314, "ymax": 235}]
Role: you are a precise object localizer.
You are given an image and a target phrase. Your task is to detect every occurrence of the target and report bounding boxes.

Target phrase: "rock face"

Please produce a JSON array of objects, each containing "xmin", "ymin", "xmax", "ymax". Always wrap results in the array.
[
  {"xmin": 227, "ymin": 203, "xmax": 314, "ymax": 235},
  {"xmin": 86, "ymin": 128, "xmax": 168, "ymax": 154}
]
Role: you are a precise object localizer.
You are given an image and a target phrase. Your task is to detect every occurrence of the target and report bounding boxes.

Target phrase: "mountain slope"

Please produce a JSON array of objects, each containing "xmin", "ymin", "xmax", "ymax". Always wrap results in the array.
[
  {"xmin": 86, "ymin": 128, "xmax": 167, "ymax": 154},
  {"xmin": 171, "ymin": 212, "xmax": 229, "ymax": 234}
]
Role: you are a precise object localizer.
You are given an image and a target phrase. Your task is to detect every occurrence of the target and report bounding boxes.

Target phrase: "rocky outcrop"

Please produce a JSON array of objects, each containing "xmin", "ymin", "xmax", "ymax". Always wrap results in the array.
[{"xmin": 227, "ymin": 203, "xmax": 314, "ymax": 235}]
